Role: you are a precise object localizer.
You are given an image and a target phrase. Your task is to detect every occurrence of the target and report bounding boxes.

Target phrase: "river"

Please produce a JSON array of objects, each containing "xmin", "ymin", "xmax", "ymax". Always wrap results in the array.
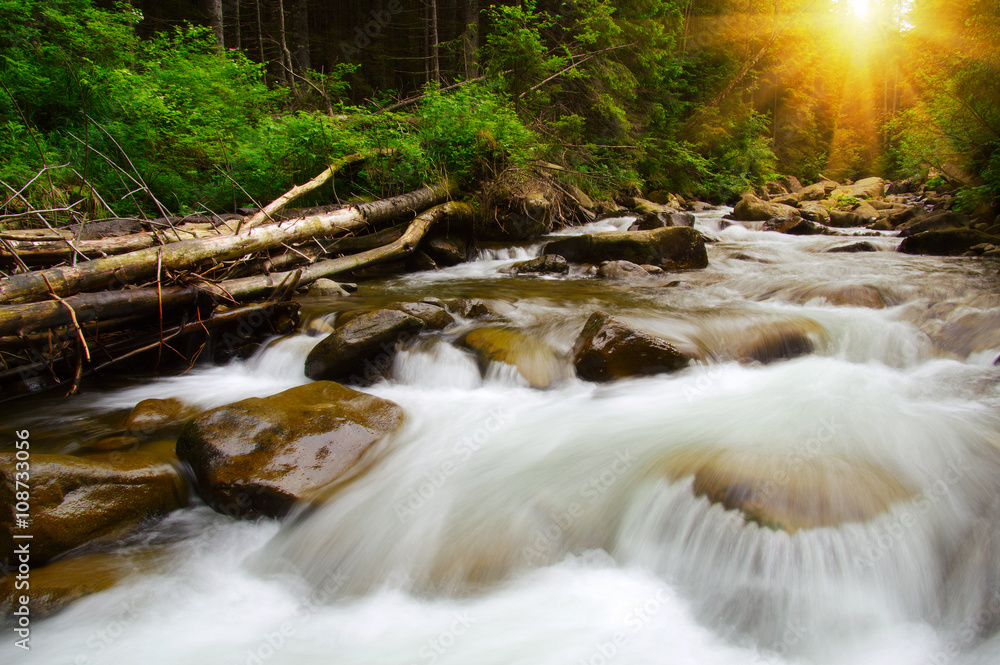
[{"xmin": 5, "ymin": 208, "xmax": 1000, "ymax": 665}]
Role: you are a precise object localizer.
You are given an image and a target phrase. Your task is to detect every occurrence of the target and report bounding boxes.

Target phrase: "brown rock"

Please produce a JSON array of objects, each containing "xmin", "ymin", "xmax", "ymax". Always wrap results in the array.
[
  {"xmin": 176, "ymin": 382, "xmax": 403, "ymax": 518},
  {"xmin": 572, "ymin": 312, "xmax": 690, "ymax": 382},
  {"xmin": 664, "ymin": 446, "xmax": 914, "ymax": 532},
  {"xmin": 460, "ymin": 327, "xmax": 564, "ymax": 388},
  {"xmin": 386, "ymin": 302, "xmax": 455, "ymax": 330},
  {"xmin": 0, "ymin": 453, "xmax": 186, "ymax": 566},
  {"xmin": 304, "ymin": 309, "xmax": 425, "ymax": 383},
  {"xmin": 543, "ymin": 227, "xmax": 708, "ymax": 270},
  {"xmin": 504, "ymin": 254, "xmax": 570, "ymax": 275}
]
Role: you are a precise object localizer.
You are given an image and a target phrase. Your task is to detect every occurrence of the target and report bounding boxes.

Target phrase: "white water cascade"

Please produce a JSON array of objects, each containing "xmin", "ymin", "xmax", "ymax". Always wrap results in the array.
[{"xmin": 6, "ymin": 210, "xmax": 1000, "ymax": 665}]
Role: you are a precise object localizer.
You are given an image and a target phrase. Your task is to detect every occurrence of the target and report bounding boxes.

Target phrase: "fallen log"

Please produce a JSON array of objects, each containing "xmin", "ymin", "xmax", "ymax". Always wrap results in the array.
[
  {"xmin": 0, "ymin": 202, "xmax": 471, "ymax": 338},
  {"xmin": 0, "ymin": 180, "xmax": 455, "ymax": 305},
  {"xmin": 223, "ymin": 201, "xmax": 474, "ymax": 300},
  {"xmin": 0, "ymin": 301, "xmax": 299, "ymax": 402},
  {"xmin": 240, "ymin": 149, "xmax": 394, "ymax": 230}
]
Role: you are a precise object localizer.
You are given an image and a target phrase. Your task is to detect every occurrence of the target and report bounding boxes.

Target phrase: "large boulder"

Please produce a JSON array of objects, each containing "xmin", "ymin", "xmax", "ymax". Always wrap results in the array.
[
  {"xmin": 797, "ymin": 182, "xmax": 829, "ymax": 202},
  {"xmin": 386, "ymin": 302, "xmax": 455, "ymax": 330},
  {"xmin": 798, "ymin": 201, "xmax": 832, "ymax": 225},
  {"xmin": 460, "ymin": 327, "xmax": 565, "ymax": 388},
  {"xmin": 732, "ymin": 193, "xmax": 799, "ymax": 222},
  {"xmin": 571, "ymin": 312, "xmax": 691, "ymax": 382},
  {"xmin": 831, "ymin": 176, "xmax": 885, "ymax": 200},
  {"xmin": 423, "ymin": 236, "xmax": 468, "ymax": 266},
  {"xmin": 543, "ymin": 227, "xmax": 708, "ymax": 270},
  {"xmin": 0, "ymin": 452, "xmax": 186, "ymax": 566},
  {"xmin": 634, "ymin": 211, "xmax": 696, "ymax": 230},
  {"xmin": 896, "ymin": 210, "xmax": 971, "ymax": 237},
  {"xmin": 176, "ymin": 382, "xmax": 404, "ymax": 518},
  {"xmin": 305, "ymin": 309, "xmax": 425, "ymax": 383},
  {"xmin": 898, "ymin": 229, "xmax": 1000, "ymax": 256}
]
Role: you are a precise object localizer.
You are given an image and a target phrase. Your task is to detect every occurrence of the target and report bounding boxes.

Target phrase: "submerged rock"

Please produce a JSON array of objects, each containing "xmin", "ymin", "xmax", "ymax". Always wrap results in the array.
[
  {"xmin": 123, "ymin": 397, "xmax": 200, "ymax": 439},
  {"xmin": 176, "ymin": 382, "xmax": 404, "ymax": 518},
  {"xmin": 596, "ymin": 260, "xmax": 654, "ymax": 280},
  {"xmin": 460, "ymin": 327, "xmax": 565, "ymax": 388},
  {"xmin": 543, "ymin": 226, "xmax": 708, "ymax": 270},
  {"xmin": 663, "ymin": 446, "xmax": 915, "ymax": 532},
  {"xmin": 445, "ymin": 298, "xmax": 504, "ymax": 320},
  {"xmin": 572, "ymin": 312, "xmax": 691, "ymax": 382},
  {"xmin": 698, "ymin": 318, "xmax": 824, "ymax": 364},
  {"xmin": 305, "ymin": 309, "xmax": 425, "ymax": 383},
  {"xmin": 0, "ymin": 452, "xmax": 186, "ymax": 566},
  {"xmin": 0, "ymin": 550, "xmax": 161, "ymax": 618}
]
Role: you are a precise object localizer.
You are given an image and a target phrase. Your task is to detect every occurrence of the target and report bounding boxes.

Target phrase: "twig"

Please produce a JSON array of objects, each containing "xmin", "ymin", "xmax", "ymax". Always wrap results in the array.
[{"xmin": 41, "ymin": 274, "xmax": 90, "ymax": 362}]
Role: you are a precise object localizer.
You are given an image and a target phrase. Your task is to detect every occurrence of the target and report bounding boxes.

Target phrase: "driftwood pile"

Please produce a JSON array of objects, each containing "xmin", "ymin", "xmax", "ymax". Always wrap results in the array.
[{"xmin": 0, "ymin": 162, "xmax": 471, "ymax": 402}]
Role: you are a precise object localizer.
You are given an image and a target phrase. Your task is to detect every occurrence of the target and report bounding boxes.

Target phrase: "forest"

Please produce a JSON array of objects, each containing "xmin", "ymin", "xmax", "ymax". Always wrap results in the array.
[{"xmin": 1, "ymin": 0, "xmax": 998, "ymax": 223}]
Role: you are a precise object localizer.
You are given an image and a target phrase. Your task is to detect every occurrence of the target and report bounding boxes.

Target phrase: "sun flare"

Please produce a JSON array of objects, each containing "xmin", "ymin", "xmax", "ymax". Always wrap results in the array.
[{"xmin": 849, "ymin": 0, "xmax": 870, "ymax": 20}]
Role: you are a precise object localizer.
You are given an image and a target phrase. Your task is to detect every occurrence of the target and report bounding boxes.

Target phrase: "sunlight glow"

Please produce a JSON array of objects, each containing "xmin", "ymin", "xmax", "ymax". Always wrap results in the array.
[{"xmin": 850, "ymin": 0, "xmax": 871, "ymax": 20}]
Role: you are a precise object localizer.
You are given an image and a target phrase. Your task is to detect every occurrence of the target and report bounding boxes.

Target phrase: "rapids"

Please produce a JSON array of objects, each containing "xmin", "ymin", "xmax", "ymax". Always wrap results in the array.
[{"xmin": 5, "ymin": 208, "xmax": 1000, "ymax": 665}]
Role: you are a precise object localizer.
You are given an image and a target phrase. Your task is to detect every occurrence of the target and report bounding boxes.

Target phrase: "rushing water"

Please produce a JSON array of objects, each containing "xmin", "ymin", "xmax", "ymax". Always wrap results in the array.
[{"xmin": 6, "ymin": 209, "xmax": 1000, "ymax": 665}]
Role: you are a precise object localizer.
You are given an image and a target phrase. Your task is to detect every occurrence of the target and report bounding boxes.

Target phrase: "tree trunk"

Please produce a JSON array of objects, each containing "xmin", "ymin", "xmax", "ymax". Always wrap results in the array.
[
  {"xmin": 0, "ymin": 181, "xmax": 455, "ymax": 305},
  {"xmin": 224, "ymin": 202, "xmax": 473, "ymax": 300},
  {"xmin": 255, "ymin": 0, "xmax": 267, "ymax": 84},
  {"xmin": 430, "ymin": 0, "xmax": 441, "ymax": 83},
  {"xmin": 223, "ymin": 0, "xmax": 241, "ymax": 50},
  {"xmin": 291, "ymin": 0, "xmax": 310, "ymax": 71},
  {"xmin": 276, "ymin": 0, "xmax": 298, "ymax": 95},
  {"xmin": 204, "ymin": 0, "xmax": 225, "ymax": 49},
  {"xmin": 462, "ymin": 0, "xmax": 479, "ymax": 78}
]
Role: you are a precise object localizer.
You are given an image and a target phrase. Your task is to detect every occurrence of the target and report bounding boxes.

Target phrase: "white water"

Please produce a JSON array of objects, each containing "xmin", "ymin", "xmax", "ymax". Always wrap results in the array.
[{"xmin": 7, "ymin": 209, "xmax": 1000, "ymax": 665}]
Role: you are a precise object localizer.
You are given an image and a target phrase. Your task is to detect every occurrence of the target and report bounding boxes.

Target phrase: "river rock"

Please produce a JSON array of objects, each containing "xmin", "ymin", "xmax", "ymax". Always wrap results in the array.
[
  {"xmin": 176, "ymin": 382, "xmax": 404, "ymax": 518},
  {"xmin": 896, "ymin": 210, "xmax": 971, "ymax": 237},
  {"xmin": 664, "ymin": 447, "xmax": 914, "ymax": 532},
  {"xmin": 826, "ymin": 241, "xmax": 879, "ymax": 253},
  {"xmin": 797, "ymin": 182, "xmax": 829, "ymax": 201},
  {"xmin": 725, "ymin": 319, "xmax": 822, "ymax": 364},
  {"xmin": 571, "ymin": 312, "xmax": 691, "ymax": 382},
  {"xmin": 597, "ymin": 260, "xmax": 655, "ymax": 280},
  {"xmin": 763, "ymin": 218, "xmax": 826, "ymax": 235},
  {"xmin": 386, "ymin": 302, "xmax": 455, "ymax": 330},
  {"xmin": 810, "ymin": 284, "xmax": 887, "ymax": 308},
  {"xmin": 424, "ymin": 236, "xmax": 468, "ymax": 266},
  {"xmin": 769, "ymin": 192, "xmax": 801, "ymax": 207},
  {"xmin": 798, "ymin": 201, "xmax": 832, "ymax": 225},
  {"xmin": 0, "ymin": 550, "xmax": 159, "ymax": 618},
  {"xmin": 445, "ymin": 298, "xmax": 503, "ymax": 320},
  {"xmin": 123, "ymin": 397, "xmax": 200, "ymax": 439},
  {"xmin": 504, "ymin": 254, "xmax": 570, "ymax": 275},
  {"xmin": 898, "ymin": 229, "xmax": 1000, "ymax": 256},
  {"xmin": 304, "ymin": 309, "xmax": 425, "ymax": 383},
  {"xmin": 634, "ymin": 211, "xmax": 696, "ymax": 230},
  {"xmin": 733, "ymin": 193, "xmax": 799, "ymax": 222},
  {"xmin": 831, "ymin": 177, "xmax": 885, "ymax": 201},
  {"xmin": 460, "ymin": 327, "xmax": 564, "ymax": 388},
  {"xmin": 623, "ymin": 196, "xmax": 674, "ymax": 214},
  {"xmin": 543, "ymin": 227, "xmax": 708, "ymax": 270},
  {"xmin": 307, "ymin": 279, "xmax": 353, "ymax": 297},
  {"xmin": 777, "ymin": 175, "xmax": 803, "ymax": 192},
  {"xmin": 0, "ymin": 452, "xmax": 186, "ymax": 566},
  {"xmin": 828, "ymin": 210, "xmax": 869, "ymax": 227}
]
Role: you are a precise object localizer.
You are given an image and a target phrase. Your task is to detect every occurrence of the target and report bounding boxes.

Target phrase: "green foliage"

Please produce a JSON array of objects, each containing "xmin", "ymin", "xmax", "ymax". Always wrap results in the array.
[{"xmin": 416, "ymin": 84, "xmax": 535, "ymax": 182}]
